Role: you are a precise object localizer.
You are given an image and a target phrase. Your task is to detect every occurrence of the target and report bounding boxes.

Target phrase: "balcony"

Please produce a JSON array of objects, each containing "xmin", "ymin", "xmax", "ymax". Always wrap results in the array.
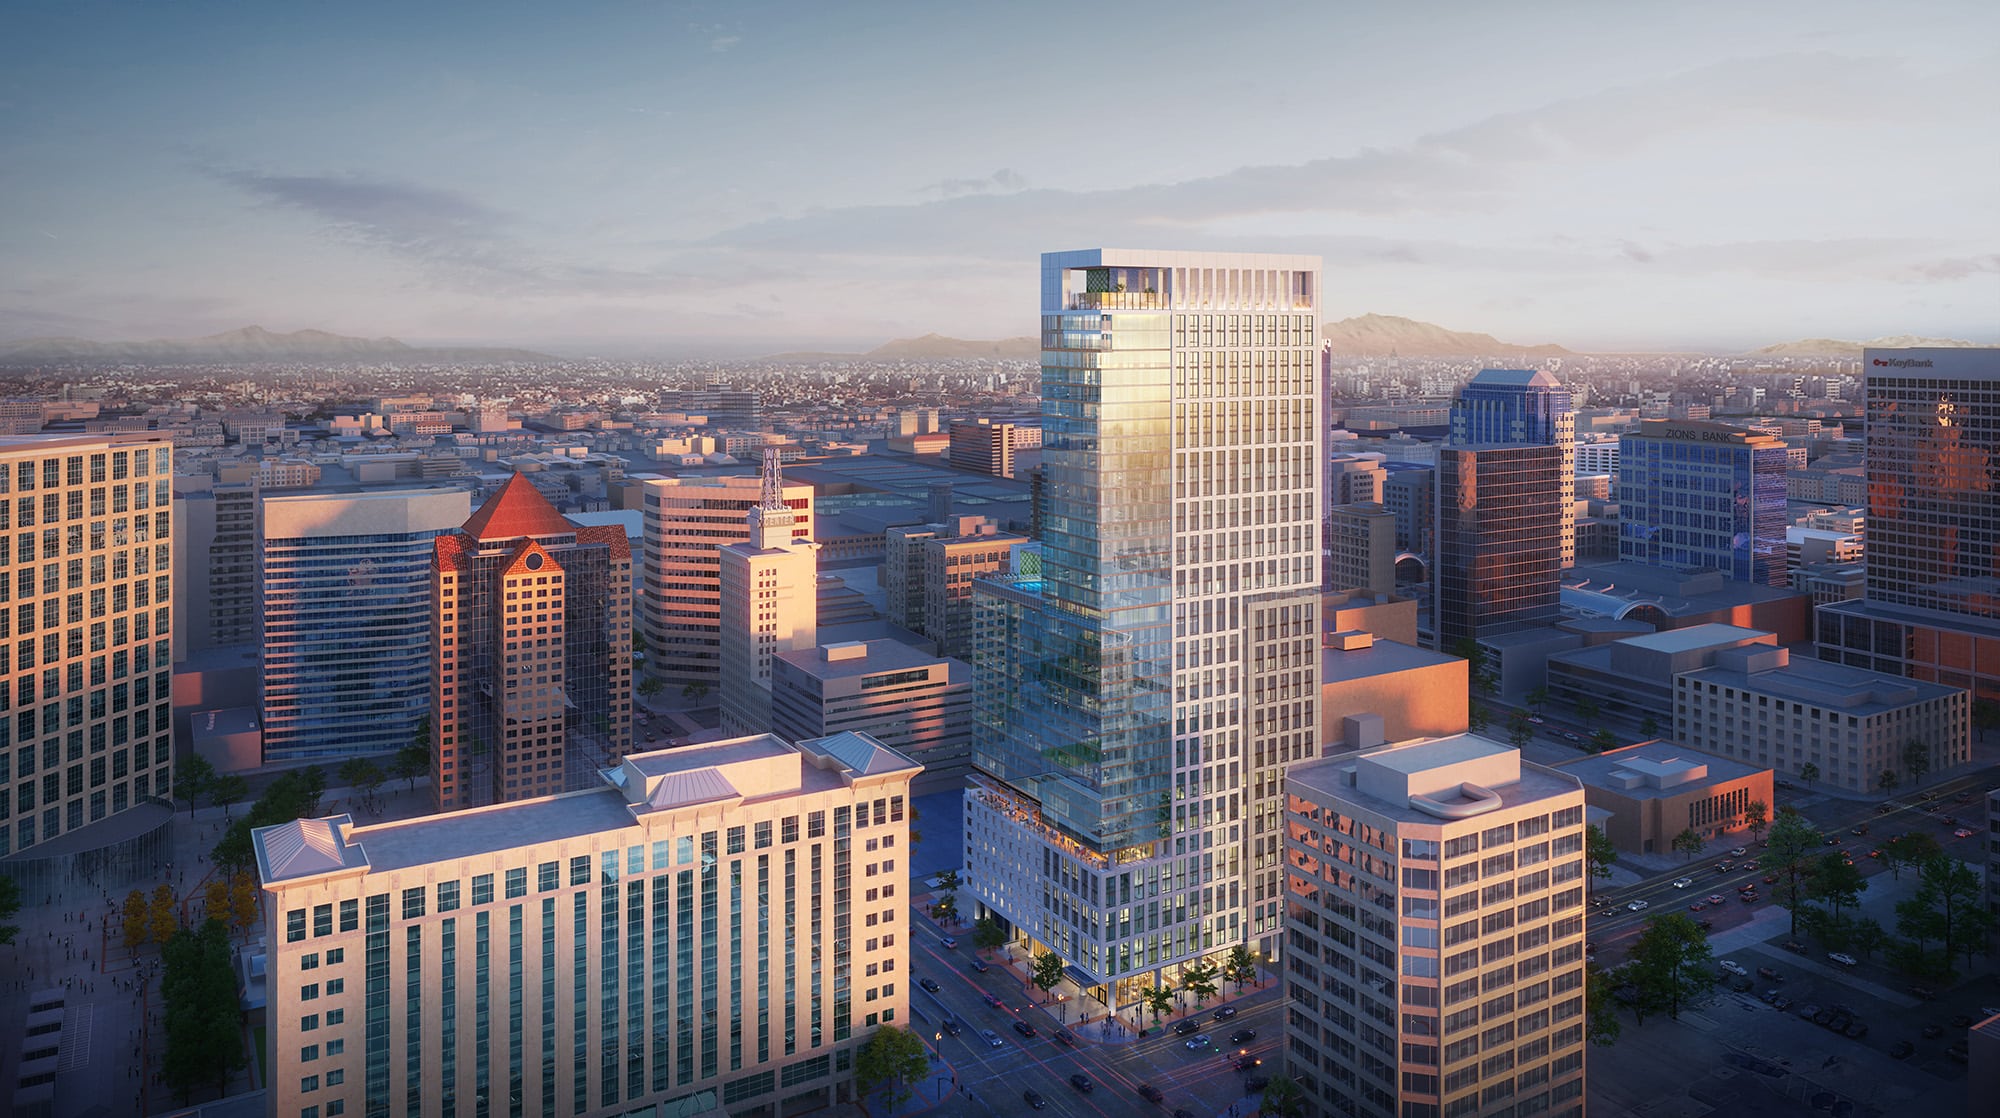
[{"xmin": 1067, "ymin": 291, "xmax": 1166, "ymax": 311}]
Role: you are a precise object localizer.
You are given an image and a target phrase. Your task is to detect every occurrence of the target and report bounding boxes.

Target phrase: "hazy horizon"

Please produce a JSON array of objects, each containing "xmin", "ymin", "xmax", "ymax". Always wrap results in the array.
[{"xmin": 4, "ymin": 0, "xmax": 1996, "ymax": 355}]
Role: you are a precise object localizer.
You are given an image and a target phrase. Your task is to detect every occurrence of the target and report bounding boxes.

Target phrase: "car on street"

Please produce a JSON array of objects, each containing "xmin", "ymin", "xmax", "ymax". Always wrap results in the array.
[
  {"xmin": 919, "ymin": 978, "xmax": 941, "ymax": 993},
  {"xmin": 1954, "ymin": 828, "xmax": 1976, "ymax": 839},
  {"xmin": 1054, "ymin": 1029, "xmax": 1076, "ymax": 1047},
  {"xmin": 1850, "ymin": 825, "xmax": 1868, "ymax": 836},
  {"xmin": 982, "ymin": 1029, "xmax": 1004, "ymax": 1048},
  {"xmin": 1212, "ymin": 1006, "xmax": 1239, "ymax": 1021},
  {"xmin": 1719, "ymin": 960, "xmax": 1747, "ymax": 976},
  {"xmin": 1186, "ymin": 1034, "xmax": 1213, "ymax": 1050},
  {"xmin": 1673, "ymin": 877, "xmax": 1694, "ymax": 888},
  {"xmin": 1828, "ymin": 952, "xmax": 1858, "ymax": 967},
  {"xmin": 1740, "ymin": 890, "xmax": 1759, "ymax": 902},
  {"xmin": 1528, "ymin": 715, "xmax": 1544, "ymax": 724},
  {"xmin": 1138, "ymin": 1084, "xmax": 1165, "ymax": 1104},
  {"xmin": 1845, "ymin": 1021, "xmax": 1869, "ymax": 1039},
  {"xmin": 983, "ymin": 992, "xmax": 1003, "ymax": 1008},
  {"xmin": 1730, "ymin": 847, "xmax": 1748, "ymax": 857},
  {"xmin": 1715, "ymin": 861, "xmax": 1735, "ymax": 873},
  {"xmin": 1228, "ymin": 1028, "xmax": 1257, "ymax": 1044},
  {"xmin": 1707, "ymin": 894, "xmax": 1726, "ymax": 905},
  {"xmin": 941, "ymin": 1018, "xmax": 962, "ymax": 1036},
  {"xmin": 1795, "ymin": 1003, "xmax": 1821, "ymax": 1021},
  {"xmin": 1764, "ymin": 873, "xmax": 1780, "ymax": 883},
  {"xmin": 1876, "ymin": 803, "xmax": 1895, "ymax": 814},
  {"xmin": 1013, "ymin": 1020, "xmax": 1037, "ymax": 1038},
  {"xmin": 1069, "ymin": 1074, "xmax": 1094, "ymax": 1093},
  {"xmin": 1781, "ymin": 940, "xmax": 1808, "ymax": 954},
  {"xmin": 940, "ymin": 936, "xmax": 957, "ymax": 949},
  {"xmin": 1922, "ymin": 1023, "xmax": 1945, "ymax": 1038},
  {"xmin": 969, "ymin": 959, "xmax": 990, "ymax": 973},
  {"xmin": 1627, "ymin": 900, "xmax": 1649, "ymax": 911},
  {"xmin": 1173, "ymin": 1018, "xmax": 1202, "ymax": 1035},
  {"xmin": 1771, "ymin": 994, "xmax": 1793, "ymax": 1011},
  {"xmin": 1742, "ymin": 861, "xmax": 1759, "ymax": 871},
  {"xmin": 1825, "ymin": 836, "xmax": 1841, "ymax": 845},
  {"xmin": 1234, "ymin": 1055, "xmax": 1262, "ymax": 1071},
  {"xmin": 1756, "ymin": 967, "xmax": 1782, "ymax": 981},
  {"xmin": 1023, "ymin": 1088, "xmax": 1048, "ymax": 1109},
  {"xmin": 1688, "ymin": 902, "xmax": 1705, "ymax": 912}
]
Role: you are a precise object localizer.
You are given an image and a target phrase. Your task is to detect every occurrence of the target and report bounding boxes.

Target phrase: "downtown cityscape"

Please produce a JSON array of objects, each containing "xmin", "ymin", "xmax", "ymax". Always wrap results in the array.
[{"xmin": 2, "ymin": 5, "xmax": 1999, "ymax": 1118}]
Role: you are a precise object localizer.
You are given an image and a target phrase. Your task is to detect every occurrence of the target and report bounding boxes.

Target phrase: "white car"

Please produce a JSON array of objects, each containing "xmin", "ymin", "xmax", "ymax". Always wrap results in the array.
[
  {"xmin": 1627, "ymin": 900, "xmax": 1649, "ymax": 912},
  {"xmin": 1719, "ymin": 960, "xmax": 1747, "ymax": 976},
  {"xmin": 1672, "ymin": 877, "xmax": 1694, "ymax": 889},
  {"xmin": 1730, "ymin": 847, "xmax": 1749, "ymax": 857},
  {"xmin": 1827, "ymin": 953, "xmax": 1858, "ymax": 967}
]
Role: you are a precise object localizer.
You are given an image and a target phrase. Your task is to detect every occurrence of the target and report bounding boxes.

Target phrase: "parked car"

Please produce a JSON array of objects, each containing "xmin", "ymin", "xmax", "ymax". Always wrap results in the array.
[
  {"xmin": 1922, "ymin": 1023, "xmax": 1945, "ymax": 1038},
  {"xmin": 1528, "ymin": 715, "xmax": 1545, "ymax": 724},
  {"xmin": 1781, "ymin": 940, "xmax": 1808, "ymax": 954},
  {"xmin": 1212, "ymin": 1006, "xmax": 1239, "ymax": 1021},
  {"xmin": 1771, "ymin": 994, "xmax": 1793, "ymax": 1011},
  {"xmin": 1719, "ymin": 960, "xmax": 1747, "ymax": 976},
  {"xmin": 1827, "ymin": 1012, "xmax": 1852, "ymax": 1033},
  {"xmin": 1228, "ymin": 1028, "xmax": 1257, "ymax": 1044},
  {"xmin": 1137, "ymin": 1084, "xmax": 1166, "ymax": 1104},
  {"xmin": 1023, "ymin": 1089, "xmax": 1047, "ymax": 1110},
  {"xmin": 1795, "ymin": 1003, "xmax": 1821, "ymax": 1021},
  {"xmin": 1827, "ymin": 952, "xmax": 1858, "ymax": 967},
  {"xmin": 1013, "ymin": 1020, "xmax": 1037, "ymax": 1038},
  {"xmin": 1844, "ymin": 1021, "xmax": 1869, "ymax": 1039},
  {"xmin": 1908, "ymin": 986, "xmax": 1937, "ymax": 1000},
  {"xmin": 919, "ymin": 978, "xmax": 941, "ymax": 993},
  {"xmin": 1673, "ymin": 877, "xmax": 1695, "ymax": 889},
  {"xmin": 1069, "ymin": 1073, "xmax": 1094, "ymax": 1093}
]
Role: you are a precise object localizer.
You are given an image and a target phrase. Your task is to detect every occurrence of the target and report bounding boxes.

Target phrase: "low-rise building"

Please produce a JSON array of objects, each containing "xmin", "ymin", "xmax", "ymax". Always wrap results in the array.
[
  {"xmin": 772, "ymin": 640, "xmax": 971, "ymax": 795},
  {"xmin": 1676, "ymin": 646, "xmax": 1969, "ymax": 794},
  {"xmin": 1555, "ymin": 741, "xmax": 1774, "ymax": 855},
  {"xmin": 1546, "ymin": 623, "xmax": 1778, "ymax": 733},
  {"xmin": 1319, "ymin": 631, "xmax": 1467, "ymax": 747}
]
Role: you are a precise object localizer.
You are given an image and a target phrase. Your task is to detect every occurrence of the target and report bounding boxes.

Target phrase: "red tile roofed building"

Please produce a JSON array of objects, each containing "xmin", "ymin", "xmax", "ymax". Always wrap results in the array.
[{"xmin": 431, "ymin": 473, "xmax": 634, "ymax": 810}]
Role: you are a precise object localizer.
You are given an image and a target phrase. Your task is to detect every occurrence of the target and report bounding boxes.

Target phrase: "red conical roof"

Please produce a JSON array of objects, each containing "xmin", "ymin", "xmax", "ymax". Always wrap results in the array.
[{"xmin": 460, "ymin": 473, "xmax": 574, "ymax": 541}]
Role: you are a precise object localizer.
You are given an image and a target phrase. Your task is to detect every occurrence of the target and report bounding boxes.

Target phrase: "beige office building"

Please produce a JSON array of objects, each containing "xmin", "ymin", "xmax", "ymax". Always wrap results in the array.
[
  {"xmin": 641, "ymin": 475, "xmax": 813, "ymax": 689},
  {"xmin": 947, "ymin": 418, "xmax": 1016, "ymax": 478},
  {"xmin": 719, "ymin": 455, "xmax": 820, "ymax": 736},
  {"xmin": 882, "ymin": 516, "xmax": 1028, "ymax": 659},
  {"xmin": 256, "ymin": 732, "xmax": 918, "ymax": 1118},
  {"xmin": 0, "ymin": 434, "xmax": 176, "ymax": 860},
  {"xmin": 1324, "ymin": 501, "xmax": 1396, "ymax": 597},
  {"xmin": 1285, "ymin": 735, "xmax": 1588, "ymax": 1118},
  {"xmin": 771, "ymin": 640, "xmax": 972, "ymax": 793}
]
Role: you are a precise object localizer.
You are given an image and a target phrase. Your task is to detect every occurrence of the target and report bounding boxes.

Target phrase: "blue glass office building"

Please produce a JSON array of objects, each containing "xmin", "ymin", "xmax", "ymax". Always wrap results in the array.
[
  {"xmin": 1450, "ymin": 368, "xmax": 1575, "ymax": 566},
  {"xmin": 1617, "ymin": 420, "xmax": 1789, "ymax": 587}
]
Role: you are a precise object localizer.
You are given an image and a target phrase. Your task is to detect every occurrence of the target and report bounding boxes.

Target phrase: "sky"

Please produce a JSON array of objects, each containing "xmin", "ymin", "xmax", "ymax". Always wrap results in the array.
[{"xmin": 2, "ymin": 0, "xmax": 1996, "ymax": 356}]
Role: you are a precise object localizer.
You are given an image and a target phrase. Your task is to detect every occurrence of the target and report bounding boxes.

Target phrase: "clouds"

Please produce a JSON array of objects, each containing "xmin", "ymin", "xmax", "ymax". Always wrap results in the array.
[{"xmin": 921, "ymin": 169, "xmax": 1028, "ymax": 198}]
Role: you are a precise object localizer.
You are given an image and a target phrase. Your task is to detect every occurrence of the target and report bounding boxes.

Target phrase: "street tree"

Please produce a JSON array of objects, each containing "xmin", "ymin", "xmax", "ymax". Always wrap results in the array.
[
  {"xmin": 932, "ymin": 893, "xmax": 957, "ymax": 924},
  {"xmin": 1452, "ymin": 639, "xmax": 1496, "ymax": 696},
  {"xmin": 1901, "ymin": 855, "xmax": 1992, "ymax": 967},
  {"xmin": 1589, "ymin": 728, "xmax": 1618, "ymax": 754},
  {"xmin": 1798, "ymin": 761, "xmax": 1820, "ymax": 788},
  {"xmin": 1180, "ymin": 958, "xmax": 1220, "ymax": 1009},
  {"xmin": 1586, "ymin": 961, "xmax": 1622, "ymax": 1046},
  {"xmin": 1744, "ymin": 799, "xmax": 1769, "ymax": 845},
  {"xmin": 337, "ymin": 758, "xmax": 387, "ymax": 814},
  {"xmin": 148, "ymin": 883, "xmax": 179, "ymax": 945},
  {"xmin": 228, "ymin": 875, "xmax": 260, "ymax": 933},
  {"xmin": 123, "ymin": 889, "xmax": 150, "ymax": 951},
  {"xmin": 1850, "ymin": 916, "xmax": 1888, "ymax": 960},
  {"xmin": 1625, "ymin": 913, "xmax": 1718, "ymax": 1021},
  {"xmin": 1883, "ymin": 831, "xmax": 1943, "ymax": 882},
  {"xmin": 1142, "ymin": 984, "xmax": 1176, "ymax": 1027},
  {"xmin": 1260, "ymin": 1075, "xmax": 1309, "ymax": 1118},
  {"xmin": 1224, "ymin": 944, "xmax": 1259, "ymax": 990},
  {"xmin": 1527, "ymin": 686, "xmax": 1549, "ymax": 712},
  {"xmin": 681, "ymin": 681, "xmax": 710, "ymax": 702},
  {"xmin": 1765, "ymin": 809, "xmax": 1821, "ymax": 936},
  {"xmin": 1806, "ymin": 851, "xmax": 1867, "ymax": 923},
  {"xmin": 1031, "ymin": 951, "xmax": 1067, "ymax": 1001},
  {"xmin": 1901, "ymin": 739, "xmax": 1932, "ymax": 785},
  {"xmin": 208, "ymin": 774, "xmax": 248, "ymax": 819},
  {"xmin": 638, "ymin": 675, "xmax": 664, "ymax": 698},
  {"xmin": 1507, "ymin": 711, "xmax": 1534, "ymax": 748},
  {"xmin": 1670, "ymin": 828, "xmax": 1704, "ymax": 862},
  {"xmin": 1584, "ymin": 824, "xmax": 1618, "ymax": 893},
  {"xmin": 1877, "ymin": 768, "xmax": 1900, "ymax": 795},
  {"xmin": 1576, "ymin": 696, "xmax": 1602, "ymax": 722},
  {"xmin": 1468, "ymin": 703, "xmax": 1490, "ymax": 734},
  {"xmin": 178, "ymin": 754, "xmax": 216, "ymax": 819},
  {"xmin": 852, "ymin": 1025, "xmax": 929, "ymax": 1111},
  {"xmin": 161, "ymin": 919, "xmax": 246, "ymax": 1103},
  {"xmin": 971, "ymin": 916, "xmax": 1006, "ymax": 954},
  {"xmin": 935, "ymin": 870, "xmax": 960, "ymax": 892}
]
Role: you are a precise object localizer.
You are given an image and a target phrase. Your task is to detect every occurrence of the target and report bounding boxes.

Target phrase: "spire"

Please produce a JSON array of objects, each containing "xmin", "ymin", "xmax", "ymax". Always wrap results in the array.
[
  {"xmin": 746, "ymin": 448, "xmax": 796, "ymax": 550},
  {"xmin": 460, "ymin": 472, "xmax": 574, "ymax": 541}
]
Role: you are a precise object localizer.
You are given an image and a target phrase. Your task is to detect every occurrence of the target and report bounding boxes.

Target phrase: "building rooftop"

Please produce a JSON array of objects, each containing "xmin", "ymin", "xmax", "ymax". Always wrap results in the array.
[
  {"xmin": 1614, "ymin": 623, "xmax": 1770, "ymax": 655},
  {"xmin": 1320, "ymin": 638, "xmax": 1461, "ymax": 684},
  {"xmin": 460, "ymin": 472, "xmax": 577, "ymax": 540},
  {"xmin": 1289, "ymin": 733, "xmax": 1581, "ymax": 825},
  {"xmin": 1563, "ymin": 560, "xmax": 1804, "ymax": 617},
  {"xmin": 1556, "ymin": 741, "xmax": 1768, "ymax": 800},
  {"xmin": 776, "ymin": 638, "xmax": 949, "ymax": 681},
  {"xmin": 1680, "ymin": 654, "xmax": 1961, "ymax": 714},
  {"xmin": 1465, "ymin": 368, "xmax": 1563, "ymax": 389}
]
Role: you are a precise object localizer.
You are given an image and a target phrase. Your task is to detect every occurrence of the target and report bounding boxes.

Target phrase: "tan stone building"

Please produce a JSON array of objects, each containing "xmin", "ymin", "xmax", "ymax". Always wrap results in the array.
[
  {"xmin": 641, "ymin": 475, "xmax": 813, "ymax": 688},
  {"xmin": 1556, "ymin": 741, "xmax": 1774, "ymax": 855},
  {"xmin": 1285, "ymin": 736, "xmax": 1588, "ymax": 1117},
  {"xmin": 257, "ymin": 733, "xmax": 918, "ymax": 1118}
]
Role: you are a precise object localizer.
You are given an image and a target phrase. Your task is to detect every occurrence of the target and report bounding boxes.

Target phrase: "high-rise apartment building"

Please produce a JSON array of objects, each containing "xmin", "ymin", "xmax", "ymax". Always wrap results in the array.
[
  {"xmin": 965, "ymin": 249, "xmax": 1323, "ymax": 1013},
  {"xmin": 259, "ymin": 488, "xmax": 469, "ymax": 765},
  {"xmin": 1324, "ymin": 502, "xmax": 1396, "ymax": 597},
  {"xmin": 641, "ymin": 475, "xmax": 813, "ymax": 689},
  {"xmin": 256, "ymin": 732, "xmax": 918, "ymax": 1118},
  {"xmin": 1819, "ymin": 348, "xmax": 2000, "ymax": 702},
  {"xmin": 172, "ymin": 479, "xmax": 260, "ymax": 656},
  {"xmin": 719, "ymin": 453, "xmax": 820, "ymax": 736},
  {"xmin": 948, "ymin": 418, "xmax": 1016, "ymax": 478},
  {"xmin": 1618, "ymin": 420, "xmax": 1789, "ymax": 587},
  {"xmin": 1451, "ymin": 369, "xmax": 1576, "ymax": 567},
  {"xmin": 1284, "ymin": 735, "xmax": 1589, "ymax": 1117},
  {"xmin": 882, "ymin": 516, "xmax": 1030, "ymax": 659},
  {"xmin": 431, "ymin": 475, "xmax": 633, "ymax": 811},
  {"xmin": 772, "ymin": 640, "xmax": 972, "ymax": 793},
  {"xmin": 1433, "ymin": 444, "xmax": 1563, "ymax": 652},
  {"xmin": 0, "ymin": 435, "xmax": 175, "ymax": 857}
]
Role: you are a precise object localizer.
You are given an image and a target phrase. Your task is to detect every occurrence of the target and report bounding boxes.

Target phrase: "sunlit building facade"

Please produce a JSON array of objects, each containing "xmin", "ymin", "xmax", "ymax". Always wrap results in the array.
[
  {"xmin": 1433, "ymin": 444, "xmax": 1563, "ymax": 652},
  {"xmin": 965, "ymin": 249, "xmax": 1323, "ymax": 1013},
  {"xmin": 1617, "ymin": 420, "xmax": 1789, "ymax": 588},
  {"xmin": 1450, "ymin": 369, "xmax": 1576, "ymax": 567},
  {"xmin": 1819, "ymin": 348, "xmax": 2000, "ymax": 703},
  {"xmin": 719, "ymin": 453, "xmax": 820, "ymax": 736}
]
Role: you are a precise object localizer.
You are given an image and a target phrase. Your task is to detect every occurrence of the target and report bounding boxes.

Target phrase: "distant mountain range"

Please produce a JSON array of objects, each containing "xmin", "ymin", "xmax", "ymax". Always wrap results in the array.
[
  {"xmin": 768, "ymin": 332, "xmax": 1040, "ymax": 362},
  {"xmin": 0, "ymin": 325, "xmax": 555, "ymax": 365},
  {"xmin": 1747, "ymin": 335, "xmax": 1979, "ymax": 356},
  {"xmin": 1321, "ymin": 314, "xmax": 1571, "ymax": 357}
]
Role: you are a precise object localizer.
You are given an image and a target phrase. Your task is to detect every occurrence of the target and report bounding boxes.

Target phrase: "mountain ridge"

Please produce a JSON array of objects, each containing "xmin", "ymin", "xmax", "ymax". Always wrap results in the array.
[
  {"xmin": 0, "ymin": 325, "xmax": 555, "ymax": 365},
  {"xmin": 767, "ymin": 333, "xmax": 1039, "ymax": 362},
  {"xmin": 1321, "ymin": 313, "xmax": 1571, "ymax": 357},
  {"xmin": 1748, "ymin": 334, "xmax": 1979, "ymax": 356}
]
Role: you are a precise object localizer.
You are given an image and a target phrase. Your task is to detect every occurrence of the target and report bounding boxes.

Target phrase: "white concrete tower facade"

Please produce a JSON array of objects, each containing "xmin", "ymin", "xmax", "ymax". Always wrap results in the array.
[
  {"xmin": 719, "ymin": 450, "xmax": 820, "ymax": 736},
  {"xmin": 966, "ymin": 249, "xmax": 1323, "ymax": 1014}
]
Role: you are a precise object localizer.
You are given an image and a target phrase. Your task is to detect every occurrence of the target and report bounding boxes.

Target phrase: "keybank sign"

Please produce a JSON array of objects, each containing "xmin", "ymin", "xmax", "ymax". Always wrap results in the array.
[{"xmin": 1873, "ymin": 358, "xmax": 1935, "ymax": 368}]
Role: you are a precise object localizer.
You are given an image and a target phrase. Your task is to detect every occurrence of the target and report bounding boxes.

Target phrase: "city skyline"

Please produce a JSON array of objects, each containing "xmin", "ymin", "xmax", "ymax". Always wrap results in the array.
[{"xmin": 3, "ymin": 1, "xmax": 1997, "ymax": 355}]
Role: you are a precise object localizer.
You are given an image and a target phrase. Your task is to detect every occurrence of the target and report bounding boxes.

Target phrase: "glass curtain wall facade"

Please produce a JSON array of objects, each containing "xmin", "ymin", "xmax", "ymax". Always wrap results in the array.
[
  {"xmin": 1617, "ymin": 420, "xmax": 1790, "ymax": 587},
  {"xmin": 966, "ymin": 249, "xmax": 1322, "ymax": 1012},
  {"xmin": 1449, "ymin": 369, "xmax": 1576, "ymax": 567},
  {"xmin": 1434, "ymin": 445, "xmax": 1563, "ymax": 652}
]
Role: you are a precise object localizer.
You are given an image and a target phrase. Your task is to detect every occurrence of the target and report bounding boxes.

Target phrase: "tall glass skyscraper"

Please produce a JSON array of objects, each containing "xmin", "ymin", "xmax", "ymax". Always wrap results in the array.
[
  {"xmin": 1450, "ymin": 368, "xmax": 1576, "ymax": 566},
  {"xmin": 964, "ymin": 250, "xmax": 1322, "ymax": 1013},
  {"xmin": 1818, "ymin": 347, "xmax": 2000, "ymax": 702},
  {"xmin": 1434, "ymin": 444, "xmax": 1564, "ymax": 651},
  {"xmin": 1617, "ymin": 420, "xmax": 1789, "ymax": 587}
]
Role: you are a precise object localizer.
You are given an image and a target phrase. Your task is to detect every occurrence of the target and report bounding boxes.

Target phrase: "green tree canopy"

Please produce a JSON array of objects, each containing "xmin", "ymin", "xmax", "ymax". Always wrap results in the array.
[
  {"xmin": 1507, "ymin": 711, "xmax": 1534, "ymax": 748},
  {"xmin": 178, "ymin": 754, "xmax": 216, "ymax": 819},
  {"xmin": 1584, "ymin": 824, "xmax": 1618, "ymax": 891},
  {"xmin": 1586, "ymin": 960, "xmax": 1621, "ymax": 1046},
  {"xmin": 1765, "ymin": 809, "xmax": 1822, "ymax": 936},
  {"xmin": 1179, "ymin": 958, "xmax": 1220, "ymax": 1008},
  {"xmin": 208, "ymin": 774, "xmax": 248, "ymax": 819},
  {"xmin": 1142, "ymin": 983, "xmax": 1175, "ymax": 1025},
  {"xmin": 1589, "ymin": 728, "xmax": 1618, "ymax": 754},
  {"xmin": 161, "ymin": 919, "xmax": 246, "ymax": 1103},
  {"xmin": 1883, "ymin": 831, "xmax": 1943, "ymax": 881},
  {"xmin": 971, "ymin": 916, "xmax": 1006, "ymax": 953},
  {"xmin": 1225, "ymin": 944, "xmax": 1259, "ymax": 990},
  {"xmin": 1575, "ymin": 695, "xmax": 1601, "ymax": 721},
  {"xmin": 1670, "ymin": 828, "xmax": 1704, "ymax": 862},
  {"xmin": 1624, "ymin": 913, "xmax": 1717, "ymax": 1021},
  {"xmin": 1972, "ymin": 698, "xmax": 2000, "ymax": 742},
  {"xmin": 1900, "ymin": 739, "xmax": 1932, "ymax": 785},
  {"xmin": 1031, "ymin": 950, "xmax": 1067, "ymax": 999},
  {"xmin": 852, "ymin": 1025, "xmax": 930, "ymax": 1110},
  {"xmin": 1798, "ymin": 761, "xmax": 1820, "ymax": 787},
  {"xmin": 1897, "ymin": 855, "xmax": 1992, "ymax": 966},
  {"xmin": 1743, "ymin": 799, "xmax": 1768, "ymax": 842},
  {"xmin": 1806, "ymin": 850, "xmax": 1867, "ymax": 922},
  {"xmin": 1260, "ymin": 1075, "xmax": 1309, "ymax": 1118}
]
